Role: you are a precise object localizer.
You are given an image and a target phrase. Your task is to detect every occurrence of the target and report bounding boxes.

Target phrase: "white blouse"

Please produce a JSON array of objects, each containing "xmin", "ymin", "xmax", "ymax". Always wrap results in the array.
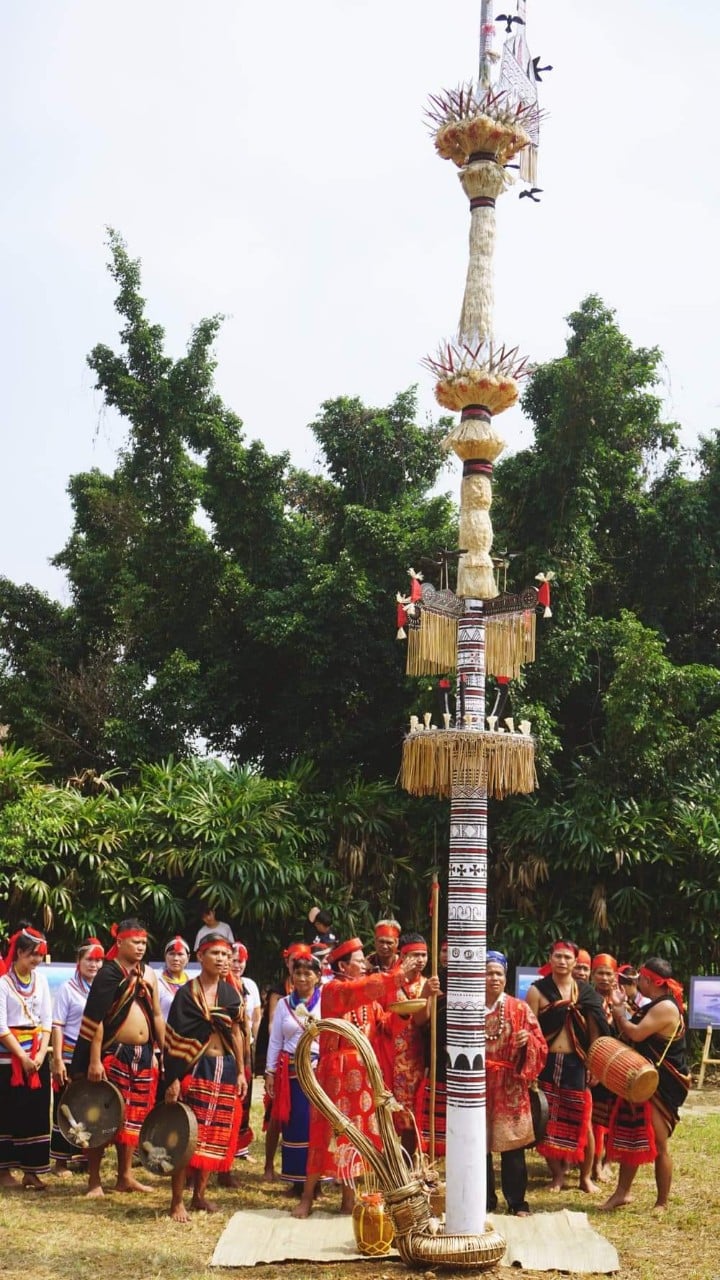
[
  {"xmin": 0, "ymin": 968, "xmax": 52, "ymax": 1064},
  {"xmin": 266, "ymin": 991, "xmax": 321, "ymax": 1073}
]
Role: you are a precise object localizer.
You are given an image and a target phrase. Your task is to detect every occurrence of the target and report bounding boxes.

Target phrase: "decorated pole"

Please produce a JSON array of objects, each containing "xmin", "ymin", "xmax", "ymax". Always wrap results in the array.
[{"xmin": 399, "ymin": 0, "xmax": 545, "ymax": 1241}]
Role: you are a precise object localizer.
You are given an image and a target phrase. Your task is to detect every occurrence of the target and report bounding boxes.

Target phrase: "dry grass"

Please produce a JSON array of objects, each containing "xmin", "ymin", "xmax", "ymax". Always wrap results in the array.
[{"xmin": 3, "ymin": 1092, "xmax": 719, "ymax": 1280}]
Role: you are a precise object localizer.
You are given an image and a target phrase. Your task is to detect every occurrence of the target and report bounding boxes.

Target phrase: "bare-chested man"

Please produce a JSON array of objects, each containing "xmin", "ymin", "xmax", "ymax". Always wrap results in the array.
[
  {"xmin": 526, "ymin": 939, "xmax": 609, "ymax": 1194},
  {"xmin": 71, "ymin": 918, "xmax": 164, "ymax": 1196},
  {"xmin": 601, "ymin": 957, "xmax": 691, "ymax": 1212}
]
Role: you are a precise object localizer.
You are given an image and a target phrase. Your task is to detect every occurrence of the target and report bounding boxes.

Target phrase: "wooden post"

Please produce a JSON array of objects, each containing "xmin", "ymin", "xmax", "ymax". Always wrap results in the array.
[
  {"xmin": 697, "ymin": 1024, "xmax": 720, "ymax": 1089},
  {"xmin": 429, "ymin": 874, "xmax": 440, "ymax": 1162}
]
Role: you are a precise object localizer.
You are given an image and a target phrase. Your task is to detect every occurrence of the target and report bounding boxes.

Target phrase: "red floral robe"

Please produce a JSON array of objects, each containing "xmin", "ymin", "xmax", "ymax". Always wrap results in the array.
[
  {"xmin": 486, "ymin": 994, "xmax": 547, "ymax": 1152},
  {"xmin": 376, "ymin": 976, "xmax": 426, "ymax": 1131},
  {"xmin": 306, "ymin": 971, "xmax": 399, "ymax": 1178}
]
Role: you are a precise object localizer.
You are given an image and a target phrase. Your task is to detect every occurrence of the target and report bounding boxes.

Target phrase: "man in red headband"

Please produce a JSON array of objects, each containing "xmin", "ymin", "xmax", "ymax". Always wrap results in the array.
[
  {"xmin": 602, "ymin": 956, "xmax": 690, "ymax": 1211},
  {"xmin": 574, "ymin": 950, "xmax": 592, "ymax": 983},
  {"xmin": 294, "ymin": 935, "xmax": 439, "ymax": 1218},
  {"xmin": 71, "ymin": 918, "xmax": 164, "ymax": 1196},
  {"xmin": 366, "ymin": 919, "xmax": 402, "ymax": 975},
  {"xmin": 526, "ymin": 940, "xmax": 610, "ymax": 1193}
]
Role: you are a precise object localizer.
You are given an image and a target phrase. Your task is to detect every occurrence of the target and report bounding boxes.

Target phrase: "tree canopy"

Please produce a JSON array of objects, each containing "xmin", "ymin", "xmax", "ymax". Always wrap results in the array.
[{"xmin": 1, "ymin": 246, "xmax": 719, "ymax": 977}]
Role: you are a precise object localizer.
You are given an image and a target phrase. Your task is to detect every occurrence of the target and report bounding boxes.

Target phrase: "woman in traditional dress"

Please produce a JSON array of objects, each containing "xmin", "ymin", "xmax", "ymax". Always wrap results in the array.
[
  {"xmin": 164, "ymin": 932, "xmax": 247, "ymax": 1221},
  {"xmin": 0, "ymin": 926, "xmax": 52, "ymax": 1189},
  {"xmin": 157, "ymin": 936, "xmax": 191, "ymax": 1022},
  {"xmin": 50, "ymin": 936, "xmax": 105, "ymax": 1173},
  {"xmin": 376, "ymin": 932, "xmax": 429, "ymax": 1154},
  {"xmin": 265, "ymin": 953, "xmax": 321, "ymax": 1193},
  {"xmin": 294, "ymin": 938, "xmax": 438, "ymax": 1218},
  {"xmin": 258, "ymin": 941, "xmax": 312, "ymax": 1181},
  {"xmin": 485, "ymin": 951, "xmax": 547, "ymax": 1216}
]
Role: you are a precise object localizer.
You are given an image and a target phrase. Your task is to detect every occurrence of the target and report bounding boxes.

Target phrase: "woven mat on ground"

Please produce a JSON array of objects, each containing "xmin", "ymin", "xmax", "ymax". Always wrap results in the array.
[{"xmin": 210, "ymin": 1207, "xmax": 619, "ymax": 1272}]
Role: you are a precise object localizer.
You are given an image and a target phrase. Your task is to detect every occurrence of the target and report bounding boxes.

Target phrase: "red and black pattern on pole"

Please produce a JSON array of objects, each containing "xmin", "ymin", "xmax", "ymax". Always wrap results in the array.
[{"xmin": 446, "ymin": 604, "xmax": 487, "ymax": 1109}]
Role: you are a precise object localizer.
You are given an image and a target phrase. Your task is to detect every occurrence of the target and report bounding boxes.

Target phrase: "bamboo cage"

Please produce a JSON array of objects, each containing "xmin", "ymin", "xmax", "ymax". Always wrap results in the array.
[{"xmin": 295, "ymin": 1017, "xmax": 505, "ymax": 1270}]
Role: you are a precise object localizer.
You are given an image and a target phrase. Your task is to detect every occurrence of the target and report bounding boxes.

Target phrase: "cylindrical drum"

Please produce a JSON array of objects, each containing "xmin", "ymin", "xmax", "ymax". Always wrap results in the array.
[{"xmin": 588, "ymin": 1036, "xmax": 658, "ymax": 1104}]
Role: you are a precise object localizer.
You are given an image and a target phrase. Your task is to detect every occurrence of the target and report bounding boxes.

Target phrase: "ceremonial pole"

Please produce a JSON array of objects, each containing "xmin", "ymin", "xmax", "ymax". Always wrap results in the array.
[{"xmin": 400, "ymin": 0, "xmax": 543, "ymax": 1239}]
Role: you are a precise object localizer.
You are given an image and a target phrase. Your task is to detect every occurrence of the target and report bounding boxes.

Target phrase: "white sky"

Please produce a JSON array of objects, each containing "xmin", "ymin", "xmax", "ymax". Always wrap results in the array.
[{"xmin": 2, "ymin": 1, "xmax": 719, "ymax": 600}]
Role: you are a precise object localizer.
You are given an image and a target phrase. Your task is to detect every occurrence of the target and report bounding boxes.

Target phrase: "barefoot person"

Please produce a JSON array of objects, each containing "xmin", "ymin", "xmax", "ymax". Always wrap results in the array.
[
  {"xmin": 50, "ymin": 937, "xmax": 105, "ymax": 1174},
  {"xmin": 265, "ymin": 953, "xmax": 322, "ymax": 1193},
  {"xmin": 294, "ymin": 937, "xmax": 439, "ymax": 1218},
  {"xmin": 485, "ymin": 951, "xmax": 548, "ymax": 1217},
  {"xmin": 526, "ymin": 939, "xmax": 609, "ymax": 1194},
  {"xmin": 70, "ymin": 918, "xmax": 164, "ymax": 1195},
  {"xmin": 601, "ymin": 957, "xmax": 690, "ymax": 1212},
  {"xmin": 164, "ymin": 933, "xmax": 247, "ymax": 1222},
  {"xmin": 0, "ymin": 927, "xmax": 52, "ymax": 1190}
]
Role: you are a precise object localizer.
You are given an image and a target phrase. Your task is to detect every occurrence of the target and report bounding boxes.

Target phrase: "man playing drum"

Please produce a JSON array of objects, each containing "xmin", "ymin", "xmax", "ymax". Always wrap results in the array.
[
  {"xmin": 71, "ymin": 918, "xmax": 164, "ymax": 1196},
  {"xmin": 526, "ymin": 940, "xmax": 609, "ymax": 1193},
  {"xmin": 601, "ymin": 956, "xmax": 690, "ymax": 1211}
]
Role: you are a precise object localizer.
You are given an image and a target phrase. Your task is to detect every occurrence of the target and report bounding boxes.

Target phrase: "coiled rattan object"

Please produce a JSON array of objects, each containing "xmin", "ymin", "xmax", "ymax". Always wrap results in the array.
[{"xmin": 295, "ymin": 1017, "xmax": 505, "ymax": 1270}]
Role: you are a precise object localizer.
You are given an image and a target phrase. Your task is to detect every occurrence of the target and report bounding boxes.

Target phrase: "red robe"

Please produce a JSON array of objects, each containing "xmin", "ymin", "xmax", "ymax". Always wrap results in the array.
[
  {"xmin": 306, "ymin": 971, "xmax": 399, "ymax": 1178},
  {"xmin": 486, "ymin": 994, "xmax": 547, "ymax": 1152}
]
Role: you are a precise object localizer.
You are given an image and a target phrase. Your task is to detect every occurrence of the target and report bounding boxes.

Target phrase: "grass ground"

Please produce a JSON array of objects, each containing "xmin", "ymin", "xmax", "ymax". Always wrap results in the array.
[{"xmin": 2, "ymin": 1090, "xmax": 718, "ymax": 1280}]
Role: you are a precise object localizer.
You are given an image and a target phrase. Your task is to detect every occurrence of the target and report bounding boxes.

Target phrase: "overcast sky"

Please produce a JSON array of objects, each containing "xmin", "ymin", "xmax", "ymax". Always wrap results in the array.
[{"xmin": 3, "ymin": 0, "xmax": 719, "ymax": 600}]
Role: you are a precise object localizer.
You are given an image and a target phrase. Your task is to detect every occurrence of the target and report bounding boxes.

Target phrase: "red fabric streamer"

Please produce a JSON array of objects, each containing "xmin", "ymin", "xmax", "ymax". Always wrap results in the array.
[
  {"xmin": 10, "ymin": 1032, "xmax": 42, "ymax": 1089},
  {"xmin": 274, "ymin": 1050, "xmax": 292, "ymax": 1126}
]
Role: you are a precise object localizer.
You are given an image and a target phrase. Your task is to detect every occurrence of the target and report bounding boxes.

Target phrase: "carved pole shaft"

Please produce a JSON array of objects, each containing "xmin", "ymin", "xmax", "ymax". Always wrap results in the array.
[{"xmin": 445, "ymin": 603, "xmax": 487, "ymax": 1234}]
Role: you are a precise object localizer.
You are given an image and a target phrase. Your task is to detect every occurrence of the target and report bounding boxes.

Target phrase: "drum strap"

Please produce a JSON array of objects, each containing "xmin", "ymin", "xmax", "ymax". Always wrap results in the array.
[{"xmin": 654, "ymin": 1020, "xmax": 681, "ymax": 1070}]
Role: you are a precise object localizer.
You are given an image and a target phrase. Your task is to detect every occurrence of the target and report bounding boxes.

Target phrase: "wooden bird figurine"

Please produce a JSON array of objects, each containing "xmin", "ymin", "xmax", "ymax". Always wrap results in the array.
[{"xmin": 497, "ymin": 13, "xmax": 525, "ymax": 35}]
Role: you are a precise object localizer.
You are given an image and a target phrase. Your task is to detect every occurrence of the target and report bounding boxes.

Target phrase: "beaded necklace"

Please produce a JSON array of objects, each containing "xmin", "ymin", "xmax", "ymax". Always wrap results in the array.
[
  {"xmin": 10, "ymin": 965, "xmax": 35, "ymax": 996},
  {"xmin": 485, "ymin": 993, "xmax": 506, "ymax": 1043}
]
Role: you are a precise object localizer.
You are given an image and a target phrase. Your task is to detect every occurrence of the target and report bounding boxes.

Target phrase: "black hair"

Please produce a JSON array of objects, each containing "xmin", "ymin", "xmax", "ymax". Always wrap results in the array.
[
  {"xmin": 399, "ymin": 931, "xmax": 427, "ymax": 949},
  {"xmin": 314, "ymin": 909, "xmax": 332, "ymax": 928},
  {"xmin": 117, "ymin": 917, "xmax": 145, "ymax": 934},
  {"xmin": 292, "ymin": 955, "xmax": 322, "ymax": 975},
  {"xmin": 644, "ymin": 956, "xmax": 673, "ymax": 981}
]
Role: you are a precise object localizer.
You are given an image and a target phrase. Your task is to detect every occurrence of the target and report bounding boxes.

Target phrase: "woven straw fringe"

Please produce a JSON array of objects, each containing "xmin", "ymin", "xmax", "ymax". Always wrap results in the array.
[
  {"xmin": 407, "ymin": 610, "xmax": 535, "ymax": 677},
  {"xmin": 486, "ymin": 609, "xmax": 536, "ymax": 678},
  {"xmin": 457, "ymin": 162, "xmax": 510, "ymax": 347},
  {"xmin": 400, "ymin": 731, "xmax": 536, "ymax": 799},
  {"xmin": 407, "ymin": 611, "xmax": 458, "ymax": 675}
]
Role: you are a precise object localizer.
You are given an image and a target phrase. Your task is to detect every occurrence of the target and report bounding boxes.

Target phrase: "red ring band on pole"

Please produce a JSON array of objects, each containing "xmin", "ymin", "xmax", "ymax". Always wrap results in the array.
[
  {"xmin": 469, "ymin": 196, "xmax": 496, "ymax": 209},
  {"xmin": 460, "ymin": 404, "xmax": 492, "ymax": 424},
  {"xmin": 462, "ymin": 458, "xmax": 494, "ymax": 477},
  {"xmin": 468, "ymin": 151, "xmax": 498, "ymax": 163}
]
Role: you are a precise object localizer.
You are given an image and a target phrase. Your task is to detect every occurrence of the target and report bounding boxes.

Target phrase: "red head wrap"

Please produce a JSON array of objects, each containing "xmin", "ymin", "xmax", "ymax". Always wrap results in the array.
[
  {"xmin": 106, "ymin": 923, "xmax": 147, "ymax": 962},
  {"xmin": 575, "ymin": 949, "xmax": 591, "ymax": 967},
  {"xmin": 617, "ymin": 964, "xmax": 639, "ymax": 983},
  {"xmin": 537, "ymin": 962, "xmax": 552, "ymax": 977},
  {"xmin": 550, "ymin": 939, "xmax": 578, "ymax": 958},
  {"xmin": 197, "ymin": 933, "xmax": 233, "ymax": 956},
  {"xmin": 233, "ymin": 942, "xmax": 249, "ymax": 963},
  {"xmin": 5, "ymin": 927, "xmax": 47, "ymax": 968},
  {"xmin": 400, "ymin": 941, "xmax": 428, "ymax": 956},
  {"xmin": 592, "ymin": 953, "xmax": 617, "ymax": 972},
  {"xmin": 78, "ymin": 937, "xmax": 105, "ymax": 962},
  {"xmin": 283, "ymin": 942, "xmax": 311, "ymax": 962},
  {"xmin": 164, "ymin": 936, "xmax": 190, "ymax": 957},
  {"xmin": 329, "ymin": 937, "xmax": 363, "ymax": 966},
  {"xmin": 639, "ymin": 964, "xmax": 685, "ymax": 1011},
  {"xmin": 375, "ymin": 923, "xmax": 400, "ymax": 940}
]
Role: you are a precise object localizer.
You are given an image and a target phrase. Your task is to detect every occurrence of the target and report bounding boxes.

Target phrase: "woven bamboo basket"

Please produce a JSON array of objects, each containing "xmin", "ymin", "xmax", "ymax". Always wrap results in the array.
[{"xmin": 295, "ymin": 1017, "xmax": 505, "ymax": 1270}]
